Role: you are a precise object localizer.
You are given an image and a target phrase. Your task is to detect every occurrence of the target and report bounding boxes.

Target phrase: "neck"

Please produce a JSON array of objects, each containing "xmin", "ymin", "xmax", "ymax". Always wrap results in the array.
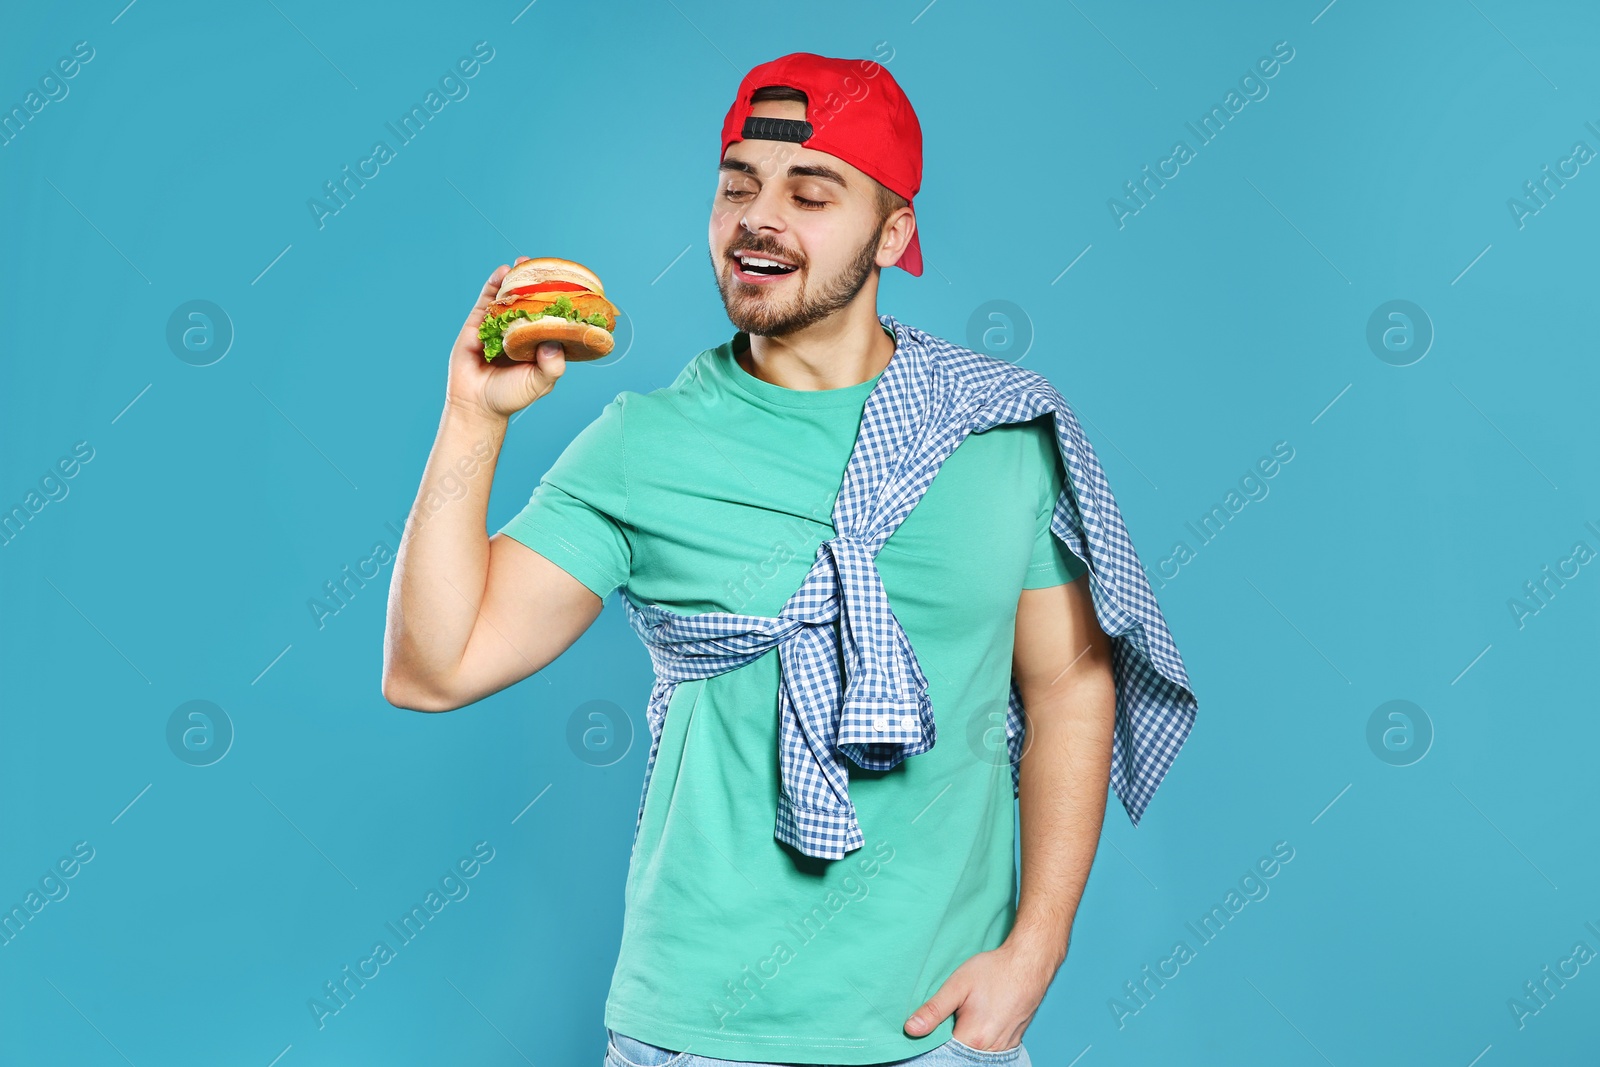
[{"xmin": 735, "ymin": 302, "xmax": 894, "ymax": 391}]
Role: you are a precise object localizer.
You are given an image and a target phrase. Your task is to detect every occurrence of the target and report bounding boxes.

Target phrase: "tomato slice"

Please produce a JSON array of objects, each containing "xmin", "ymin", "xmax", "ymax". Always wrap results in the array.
[{"xmin": 504, "ymin": 281, "xmax": 590, "ymax": 298}]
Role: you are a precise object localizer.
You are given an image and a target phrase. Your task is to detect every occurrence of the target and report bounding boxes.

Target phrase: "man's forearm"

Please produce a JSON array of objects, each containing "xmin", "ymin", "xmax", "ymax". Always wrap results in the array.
[
  {"xmin": 1006, "ymin": 666, "xmax": 1116, "ymax": 968},
  {"xmin": 382, "ymin": 400, "xmax": 509, "ymax": 704}
]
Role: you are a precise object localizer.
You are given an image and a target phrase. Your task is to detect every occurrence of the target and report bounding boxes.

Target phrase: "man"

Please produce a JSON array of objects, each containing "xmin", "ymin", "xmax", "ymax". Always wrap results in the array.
[{"xmin": 384, "ymin": 54, "xmax": 1126, "ymax": 1066}]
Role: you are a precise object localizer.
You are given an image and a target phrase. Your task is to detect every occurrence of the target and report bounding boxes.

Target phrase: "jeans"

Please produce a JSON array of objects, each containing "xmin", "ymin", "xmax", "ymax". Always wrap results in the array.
[{"xmin": 604, "ymin": 1027, "xmax": 1031, "ymax": 1067}]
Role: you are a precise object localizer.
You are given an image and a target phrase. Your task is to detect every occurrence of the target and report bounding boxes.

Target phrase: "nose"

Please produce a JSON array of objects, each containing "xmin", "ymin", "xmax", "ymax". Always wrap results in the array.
[{"xmin": 738, "ymin": 184, "xmax": 788, "ymax": 238}]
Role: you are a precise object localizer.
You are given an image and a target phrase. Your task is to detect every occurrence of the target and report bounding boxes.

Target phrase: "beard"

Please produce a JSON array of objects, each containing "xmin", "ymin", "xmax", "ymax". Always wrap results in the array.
[{"xmin": 711, "ymin": 221, "xmax": 882, "ymax": 337}]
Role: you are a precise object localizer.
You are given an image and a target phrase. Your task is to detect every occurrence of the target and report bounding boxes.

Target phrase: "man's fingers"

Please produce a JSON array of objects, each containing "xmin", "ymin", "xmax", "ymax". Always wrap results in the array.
[
  {"xmin": 462, "ymin": 264, "xmax": 511, "ymax": 333},
  {"xmin": 460, "ymin": 257, "xmax": 532, "ymax": 341},
  {"xmin": 479, "ymin": 264, "xmax": 509, "ymax": 305}
]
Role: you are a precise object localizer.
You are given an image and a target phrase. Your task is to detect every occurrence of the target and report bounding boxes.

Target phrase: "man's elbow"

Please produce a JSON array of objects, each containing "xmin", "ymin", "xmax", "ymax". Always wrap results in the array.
[{"xmin": 380, "ymin": 671, "xmax": 462, "ymax": 713}]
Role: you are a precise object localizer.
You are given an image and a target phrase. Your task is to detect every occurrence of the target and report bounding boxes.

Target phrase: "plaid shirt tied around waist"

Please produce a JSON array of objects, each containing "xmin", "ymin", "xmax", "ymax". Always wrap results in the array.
[{"xmin": 618, "ymin": 314, "xmax": 1198, "ymax": 861}]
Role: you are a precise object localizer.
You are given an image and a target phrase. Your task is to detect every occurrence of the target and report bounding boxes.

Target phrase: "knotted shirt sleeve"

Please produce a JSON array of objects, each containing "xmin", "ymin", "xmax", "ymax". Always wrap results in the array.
[{"xmin": 496, "ymin": 393, "xmax": 633, "ymax": 600}]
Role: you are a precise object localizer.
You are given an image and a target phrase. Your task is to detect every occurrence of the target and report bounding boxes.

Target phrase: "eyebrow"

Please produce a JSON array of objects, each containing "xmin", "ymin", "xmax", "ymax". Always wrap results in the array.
[{"xmin": 719, "ymin": 158, "xmax": 850, "ymax": 189}]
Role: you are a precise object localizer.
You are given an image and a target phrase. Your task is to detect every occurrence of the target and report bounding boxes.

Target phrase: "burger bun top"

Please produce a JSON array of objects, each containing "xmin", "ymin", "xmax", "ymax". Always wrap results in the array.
[{"xmin": 497, "ymin": 257, "xmax": 605, "ymax": 299}]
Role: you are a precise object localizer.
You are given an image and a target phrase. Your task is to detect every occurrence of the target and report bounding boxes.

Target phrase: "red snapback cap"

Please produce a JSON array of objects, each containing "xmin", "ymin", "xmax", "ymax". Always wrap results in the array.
[{"xmin": 720, "ymin": 52, "xmax": 924, "ymax": 277}]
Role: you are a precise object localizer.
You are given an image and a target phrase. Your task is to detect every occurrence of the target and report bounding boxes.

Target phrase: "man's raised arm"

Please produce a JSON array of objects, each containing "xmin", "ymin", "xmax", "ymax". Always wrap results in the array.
[{"xmin": 380, "ymin": 257, "xmax": 600, "ymax": 712}]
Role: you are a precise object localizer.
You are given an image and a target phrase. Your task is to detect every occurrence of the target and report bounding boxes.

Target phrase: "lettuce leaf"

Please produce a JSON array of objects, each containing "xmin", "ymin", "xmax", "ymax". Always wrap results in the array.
[{"xmin": 479, "ymin": 294, "xmax": 612, "ymax": 361}]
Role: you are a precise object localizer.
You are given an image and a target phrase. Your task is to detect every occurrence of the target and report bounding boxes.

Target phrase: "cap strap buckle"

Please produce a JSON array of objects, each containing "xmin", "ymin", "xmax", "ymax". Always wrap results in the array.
[{"xmin": 741, "ymin": 115, "xmax": 812, "ymax": 143}]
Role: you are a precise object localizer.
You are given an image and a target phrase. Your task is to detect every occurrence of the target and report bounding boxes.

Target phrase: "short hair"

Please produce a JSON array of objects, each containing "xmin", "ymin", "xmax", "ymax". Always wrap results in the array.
[{"xmin": 748, "ymin": 84, "xmax": 910, "ymax": 225}]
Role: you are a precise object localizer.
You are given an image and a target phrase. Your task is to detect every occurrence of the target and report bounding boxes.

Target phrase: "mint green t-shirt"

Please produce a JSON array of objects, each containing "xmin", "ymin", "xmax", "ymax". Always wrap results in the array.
[{"xmin": 497, "ymin": 323, "xmax": 1086, "ymax": 1064}]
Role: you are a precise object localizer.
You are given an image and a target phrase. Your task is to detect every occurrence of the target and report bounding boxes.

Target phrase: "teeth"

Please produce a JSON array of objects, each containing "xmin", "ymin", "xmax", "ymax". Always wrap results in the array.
[{"xmin": 737, "ymin": 255, "xmax": 792, "ymax": 269}]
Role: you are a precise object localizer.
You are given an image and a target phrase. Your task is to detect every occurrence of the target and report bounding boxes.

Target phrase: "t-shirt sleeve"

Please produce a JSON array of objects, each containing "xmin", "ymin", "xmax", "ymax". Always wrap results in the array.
[
  {"xmin": 1023, "ymin": 418, "xmax": 1088, "ymax": 590},
  {"xmin": 495, "ymin": 393, "xmax": 632, "ymax": 600}
]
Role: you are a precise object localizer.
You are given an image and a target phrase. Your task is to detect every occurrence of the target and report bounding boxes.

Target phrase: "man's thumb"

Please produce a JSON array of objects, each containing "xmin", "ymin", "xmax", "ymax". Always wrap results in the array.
[
  {"xmin": 905, "ymin": 983, "xmax": 958, "ymax": 1036},
  {"xmin": 532, "ymin": 340, "xmax": 567, "ymax": 383}
]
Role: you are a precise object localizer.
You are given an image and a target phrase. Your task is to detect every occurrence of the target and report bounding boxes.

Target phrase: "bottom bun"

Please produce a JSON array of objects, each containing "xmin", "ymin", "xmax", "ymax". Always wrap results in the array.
[{"xmin": 501, "ymin": 317, "xmax": 616, "ymax": 362}]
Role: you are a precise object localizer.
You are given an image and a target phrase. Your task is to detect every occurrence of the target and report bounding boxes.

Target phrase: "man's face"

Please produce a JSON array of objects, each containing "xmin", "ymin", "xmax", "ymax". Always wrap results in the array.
[{"xmin": 708, "ymin": 99, "xmax": 895, "ymax": 337}]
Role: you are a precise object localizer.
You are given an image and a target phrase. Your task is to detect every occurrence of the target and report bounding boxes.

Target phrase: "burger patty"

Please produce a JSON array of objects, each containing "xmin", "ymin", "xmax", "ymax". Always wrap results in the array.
[{"xmin": 489, "ymin": 291, "xmax": 616, "ymax": 329}]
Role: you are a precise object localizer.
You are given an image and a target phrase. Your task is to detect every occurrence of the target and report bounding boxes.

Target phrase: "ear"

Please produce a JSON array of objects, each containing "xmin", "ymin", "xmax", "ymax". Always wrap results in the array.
[{"xmin": 876, "ymin": 206, "xmax": 917, "ymax": 269}]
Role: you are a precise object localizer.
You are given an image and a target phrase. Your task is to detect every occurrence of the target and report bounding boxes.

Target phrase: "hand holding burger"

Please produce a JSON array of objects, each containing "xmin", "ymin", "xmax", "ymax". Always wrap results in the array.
[
  {"xmin": 479, "ymin": 257, "xmax": 620, "ymax": 363},
  {"xmin": 449, "ymin": 257, "xmax": 604, "ymax": 421}
]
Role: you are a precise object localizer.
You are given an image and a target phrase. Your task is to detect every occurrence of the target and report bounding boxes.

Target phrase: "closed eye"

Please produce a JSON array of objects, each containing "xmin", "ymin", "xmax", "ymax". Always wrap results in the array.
[{"xmin": 721, "ymin": 189, "xmax": 828, "ymax": 209}]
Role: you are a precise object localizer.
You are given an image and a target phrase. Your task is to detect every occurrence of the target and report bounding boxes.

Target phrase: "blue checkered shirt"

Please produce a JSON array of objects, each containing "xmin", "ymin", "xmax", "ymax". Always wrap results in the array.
[{"xmin": 618, "ymin": 314, "xmax": 1198, "ymax": 860}]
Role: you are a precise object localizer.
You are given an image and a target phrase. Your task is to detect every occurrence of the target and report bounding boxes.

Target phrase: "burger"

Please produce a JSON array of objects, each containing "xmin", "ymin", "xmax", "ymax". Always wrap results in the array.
[{"xmin": 479, "ymin": 257, "xmax": 619, "ymax": 363}]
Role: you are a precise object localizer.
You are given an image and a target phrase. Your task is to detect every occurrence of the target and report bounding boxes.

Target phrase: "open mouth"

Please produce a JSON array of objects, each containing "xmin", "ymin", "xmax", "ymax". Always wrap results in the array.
[{"xmin": 732, "ymin": 251, "xmax": 800, "ymax": 279}]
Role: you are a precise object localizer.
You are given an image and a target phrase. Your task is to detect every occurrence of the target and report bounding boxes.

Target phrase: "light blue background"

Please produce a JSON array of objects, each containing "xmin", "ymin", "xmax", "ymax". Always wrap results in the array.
[{"xmin": 3, "ymin": 1, "xmax": 1596, "ymax": 1064}]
